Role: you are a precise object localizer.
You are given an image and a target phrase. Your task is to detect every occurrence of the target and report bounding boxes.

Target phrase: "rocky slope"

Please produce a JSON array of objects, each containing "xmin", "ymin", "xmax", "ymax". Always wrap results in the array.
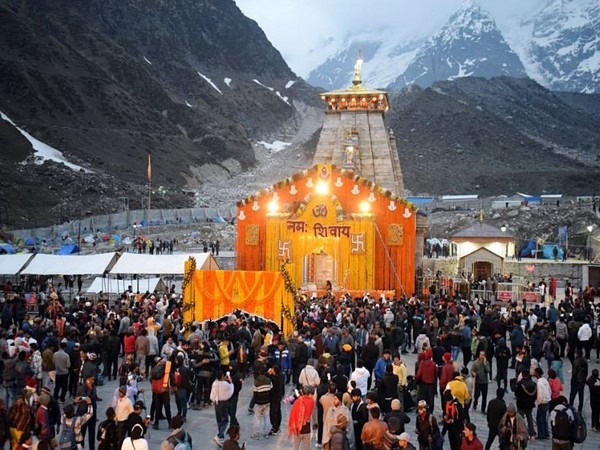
[{"xmin": 0, "ymin": 0, "xmax": 321, "ymax": 227}]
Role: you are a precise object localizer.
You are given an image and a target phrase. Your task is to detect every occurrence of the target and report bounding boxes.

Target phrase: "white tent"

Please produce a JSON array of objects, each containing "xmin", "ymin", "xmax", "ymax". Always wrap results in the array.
[
  {"xmin": 0, "ymin": 254, "xmax": 34, "ymax": 275},
  {"xmin": 109, "ymin": 253, "xmax": 219, "ymax": 275},
  {"xmin": 86, "ymin": 276, "xmax": 166, "ymax": 294},
  {"xmin": 20, "ymin": 252, "xmax": 119, "ymax": 275}
]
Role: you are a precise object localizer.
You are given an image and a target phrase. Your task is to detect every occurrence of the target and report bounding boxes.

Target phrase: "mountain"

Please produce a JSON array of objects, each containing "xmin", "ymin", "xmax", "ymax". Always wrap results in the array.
[
  {"xmin": 306, "ymin": 0, "xmax": 600, "ymax": 94},
  {"xmin": 386, "ymin": 77, "xmax": 600, "ymax": 196},
  {"xmin": 388, "ymin": 3, "xmax": 527, "ymax": 90},
  {"xmin": 506, "ymin": 0, "xmax": 600, "ymax": 93},
  {"xmin": 0, "ymin": 0, "xmax": 321, "ymax": 228}
]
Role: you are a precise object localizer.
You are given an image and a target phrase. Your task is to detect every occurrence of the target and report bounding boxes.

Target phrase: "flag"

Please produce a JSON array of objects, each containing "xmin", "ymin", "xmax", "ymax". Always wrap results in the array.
[
  {"xmin": 147, "ymin": 154, "xmax": 152, "ymax": 182},
  {"xmin": 558, "ymin": 225, "xmax": 567, "ymax": 246}
]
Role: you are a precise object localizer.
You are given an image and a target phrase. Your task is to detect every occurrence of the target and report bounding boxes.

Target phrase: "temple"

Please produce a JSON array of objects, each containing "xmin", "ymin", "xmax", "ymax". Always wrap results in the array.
[{"xmin": 235, "ymin": 58, "xmax": 425, "ymax": 297}]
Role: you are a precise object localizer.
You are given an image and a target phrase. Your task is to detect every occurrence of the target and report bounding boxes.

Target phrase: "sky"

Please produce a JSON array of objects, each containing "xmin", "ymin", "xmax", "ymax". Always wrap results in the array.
[{"xmin": 235, "ymin": 0, "xmax": 547, "ymax": 77}]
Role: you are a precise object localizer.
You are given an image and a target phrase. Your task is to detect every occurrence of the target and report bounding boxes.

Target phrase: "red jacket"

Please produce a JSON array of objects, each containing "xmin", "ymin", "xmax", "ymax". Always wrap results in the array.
[
  {"xmin": 461, "ymin": 436, "xmax": 484, "ymax": 450},
  {"xmin": 440, "ymin": 362, "xmax": 455, "ymax": 391},
  {"xmin": 416, "ymin": 359, "xmax": 437, "ymax": 385},
  {"xmin": 123, "ymin": 334, "xmax": 136, "ymax": 354}
]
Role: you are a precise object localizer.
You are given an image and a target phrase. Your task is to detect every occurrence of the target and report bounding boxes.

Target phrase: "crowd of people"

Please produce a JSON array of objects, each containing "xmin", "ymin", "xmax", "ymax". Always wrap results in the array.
[{"xmin": 0, "ymin": 282, "xmax": 598, "ymax": 450}]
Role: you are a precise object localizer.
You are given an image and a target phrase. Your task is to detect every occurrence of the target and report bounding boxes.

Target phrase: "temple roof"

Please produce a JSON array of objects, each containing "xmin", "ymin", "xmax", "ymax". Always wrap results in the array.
[{"xmin": 452, "ymin": 222, "xmax": 514, "ymax": 239}]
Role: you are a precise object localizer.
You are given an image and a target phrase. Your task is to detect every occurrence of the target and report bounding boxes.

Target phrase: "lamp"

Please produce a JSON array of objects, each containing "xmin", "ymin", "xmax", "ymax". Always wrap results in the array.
[
  {"xmin": 315, "ymin": 180, "xmax": 328, "ymax": 195},
  {"xmin": 360, "ymin": 202, "xmax": 370, "ymax": 213},
  {"xmin": 268, "ymin": 200, "xmax": 279, "ymax": 213},
  {"xmin": 501, "ymin": 225, "xmax": 507, "ymax": 233}
]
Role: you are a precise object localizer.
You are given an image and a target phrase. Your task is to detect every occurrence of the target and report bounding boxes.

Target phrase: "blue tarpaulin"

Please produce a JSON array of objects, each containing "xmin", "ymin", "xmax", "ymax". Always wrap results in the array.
[
  {"xmin": 520, "ymin": 240, "xmax": 537, "ymax": 257},
  {"xmin": 542, "ymin": 244, "xmax": 564, "ymax": 260},
  {"xmin": 0, "ymin": 243, "xmax": 17, "ymax": 254},
  {"xmin": 56, "ymin": 244, "xmax": 79, "ymax": 255},
  {"xmin": 24, "ymin": 238, "xmax": 35, "ymax": 246}
]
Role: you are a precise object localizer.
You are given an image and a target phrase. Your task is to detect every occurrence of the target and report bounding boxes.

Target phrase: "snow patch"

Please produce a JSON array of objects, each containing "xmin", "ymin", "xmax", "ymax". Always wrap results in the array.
[
  {"xmin": 285, "ymin": 80, "xmax": 296, "ymax": 89},
  {"xmin": 185, "ymin": 100, "xmax": 193, "ymax": 108},
  {"xmin": 143, "ymin": 56, "xmax": 153, "ymax": 65},
  {"xmin": 224, "ymin": 77, "xmax": 232, "ymax": 87},
  {"xmin": 253, "ymin": 80, "xmax": 291, "ymax": 106},
  {"xmin": 257, "ymin": 140, "xmax": 291, "ymax": 153},
  {"xmin": 1, "ymin": 111, "xmax": 92, "ymax": 173},
  {"xmin": 197, "ymin": 72, "xmax": 223, "ymax": 95}
]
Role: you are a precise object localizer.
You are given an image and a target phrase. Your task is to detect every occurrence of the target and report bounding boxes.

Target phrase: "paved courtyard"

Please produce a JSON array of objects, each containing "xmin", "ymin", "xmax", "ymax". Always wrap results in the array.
[{"xmin": 93, "ymin": 352, "xmax": 600, "ymax": 449}]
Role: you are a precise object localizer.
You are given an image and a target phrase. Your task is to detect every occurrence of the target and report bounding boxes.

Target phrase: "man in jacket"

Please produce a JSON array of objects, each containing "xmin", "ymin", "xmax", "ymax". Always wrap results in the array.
[
  {"xmin": 416, "ymin": 348, "xmax": 437, "ymax": 410},
  {"xmin": 535, "ymin": 367, "xmax": 552, "ymax": 440},
  {"xmin": 361, "ymin": 406, "xmax": 388, "ymax": 450},
  {"xmin": 351, "ymin": 388, "xmax": 368, "ymax": 450},
  {"xmin": 498, "ymin": 403, "xmax": 528, "ymax": 450},
  {"xmin": 494, "ymin": 339, "xmax": 511, "ymax": 391},
  {"xmin": 515, "ymin": 371, "xmax": 537, "ymax": 440},
  {"xmin": 569, "ymin": 349, "xmax": 588, "ymax": 413},
  {"xmin": 373, "ymin": 349, "xmax": 393, "ymax": 388},
  {"xmin": 485, "ymin": 388, "xmax": 507, "ymax": 450},
  {"xmin": 210, "ymin": 370, "xmax": 234, "ymax": 447},
  {"xmin": 471, "ymin": 350, "xmax": 491, "ymax": 413}
]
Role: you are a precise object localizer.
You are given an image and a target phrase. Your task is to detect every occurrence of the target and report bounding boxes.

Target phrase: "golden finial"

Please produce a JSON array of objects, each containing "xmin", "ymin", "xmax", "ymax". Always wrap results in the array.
[
  {"xmin": 479, "ymin": 209, "xmax": 483, "ymax": 223},
  {"xmin": 352, "ymin": 52, "xmax": 363, "ymax": 89}
]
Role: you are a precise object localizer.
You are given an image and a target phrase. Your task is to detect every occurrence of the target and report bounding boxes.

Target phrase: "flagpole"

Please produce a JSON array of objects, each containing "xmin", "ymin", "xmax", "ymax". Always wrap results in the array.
[{"xmin": 147, "ymin": 154, "xmax": 152, "ymax": 234}]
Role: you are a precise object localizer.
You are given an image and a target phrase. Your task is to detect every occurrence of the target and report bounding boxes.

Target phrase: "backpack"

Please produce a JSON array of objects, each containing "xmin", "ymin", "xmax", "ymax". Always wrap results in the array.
[
  {"xmin": 174, "ymin": 431, "xmax": 192, "ymax": 450},
  {"xmin": 443, "ymin": 397, "xmax": 461, "ymax": 424},
  {"xmin": 59, "ymin": 417, "xmax": 77, "ymax": 450},
  {"xmin": 552, "ymin": 407, "xmax": 571, "ymax": 440},
  {"xmin": 571, "ymin": 409, "xmax": 587, "ymax": 444}
]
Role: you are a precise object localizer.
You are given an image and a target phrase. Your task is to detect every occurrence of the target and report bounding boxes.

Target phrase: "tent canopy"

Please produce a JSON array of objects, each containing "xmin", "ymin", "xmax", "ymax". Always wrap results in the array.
[
  {"xmin": 109, "ymin": 253, "xmax": 219, "ymax": 275},
  {"xmin": 86, "ymin": 276, "xmax": 166, "ymax": 294},
  {"xmin": 20, "ymin": 252, "xmax": 118, "ymax": 275},
  {"xmin": 0, "ymin": 254, "xmax": 34, "ymax": 275}
]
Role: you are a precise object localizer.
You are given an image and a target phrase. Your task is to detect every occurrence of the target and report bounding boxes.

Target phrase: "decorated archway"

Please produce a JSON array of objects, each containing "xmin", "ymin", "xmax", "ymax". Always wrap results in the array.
[{"xmin": 236, "ymin": 164, "xmax": 417, "ymax": 295}]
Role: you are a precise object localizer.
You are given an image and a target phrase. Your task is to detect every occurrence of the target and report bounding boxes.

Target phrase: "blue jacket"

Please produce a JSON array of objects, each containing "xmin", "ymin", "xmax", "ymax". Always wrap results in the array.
[
  {"xmin": 374, "ymin": 357, "xmax": 392, "ymax": 381},
  {"xmin": 547, "ymin": 306, "xmax": 558, "ymax": 323},
  {"xmin": 273, "ymin": 348, "xmax": 292, "ymax": 371},
  {"xmin": 510, "ymin": 326, "xmax": 524, "ymax": 347}
]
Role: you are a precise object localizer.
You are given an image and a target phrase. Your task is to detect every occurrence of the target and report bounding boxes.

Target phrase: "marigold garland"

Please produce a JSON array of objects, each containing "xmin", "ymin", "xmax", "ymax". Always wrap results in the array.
[{"xmin": 280, "ymin": 261, "xmax": 297, "ymax": 328}]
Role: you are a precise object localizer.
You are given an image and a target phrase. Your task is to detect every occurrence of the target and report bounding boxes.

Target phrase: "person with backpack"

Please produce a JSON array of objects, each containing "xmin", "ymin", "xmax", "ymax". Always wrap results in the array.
[
  {"xmin": 96, "ymin": 407, "xmax": 118, "ymax": 450},
  {"xmin": 549, "ymin": 396, "xmax": 574, "ymax": 450},
  {"xmin": 441, "ymin": 390, "xmax": 464, "ymax": 450},
  {"xmin": 160, "ymin": 415, "xmax": 192, "ymax": 450},
  {"xmin": 58, "ymin": 401, "xmax": 93, "ymax": 450}
]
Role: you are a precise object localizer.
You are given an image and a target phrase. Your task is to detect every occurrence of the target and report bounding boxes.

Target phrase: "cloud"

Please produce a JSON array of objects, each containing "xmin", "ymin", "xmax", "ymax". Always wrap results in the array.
[{"xmin": 235, "ymin": 0, "xmax": 547, "ymax": 77}]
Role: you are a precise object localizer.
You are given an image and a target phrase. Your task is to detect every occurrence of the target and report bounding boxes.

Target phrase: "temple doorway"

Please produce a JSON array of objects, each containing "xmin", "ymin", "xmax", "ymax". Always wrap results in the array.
[
  {"xmin": 474, "ymin": 261, "xmax": 492, "ymax": 281},
  {"xmin": 303, "ymin": 250, "xmax": 334, "ymax": 290}
]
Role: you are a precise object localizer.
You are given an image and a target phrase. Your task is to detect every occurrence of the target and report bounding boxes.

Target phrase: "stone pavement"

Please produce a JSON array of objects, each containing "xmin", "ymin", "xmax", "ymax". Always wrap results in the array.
[{"xmin": 92, "ymin": 353, "xmax": 600, "ymax": 449}]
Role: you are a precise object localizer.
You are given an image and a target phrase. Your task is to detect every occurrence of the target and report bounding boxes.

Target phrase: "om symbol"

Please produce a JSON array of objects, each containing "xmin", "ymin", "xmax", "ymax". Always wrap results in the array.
[{"xmin": 312, "ymin": 204, "xmax": 328, "ymax": 218}]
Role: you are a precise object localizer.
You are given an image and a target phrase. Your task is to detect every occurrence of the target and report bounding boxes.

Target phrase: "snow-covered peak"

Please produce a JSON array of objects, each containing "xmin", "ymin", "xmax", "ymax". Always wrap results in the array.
[{"xmin": 435, "ymin": 2, "xmax": 501, "ymax": 46}]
